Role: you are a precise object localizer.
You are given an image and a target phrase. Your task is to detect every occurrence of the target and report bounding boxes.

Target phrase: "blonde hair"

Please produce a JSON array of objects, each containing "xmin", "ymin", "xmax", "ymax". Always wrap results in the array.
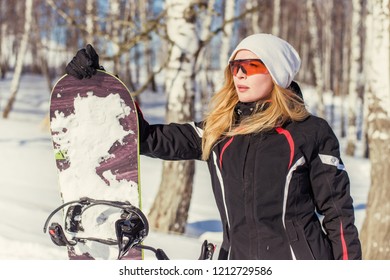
[{"xmin": 201, "ymin": 66, "xmax": 309, "ymax": 160}]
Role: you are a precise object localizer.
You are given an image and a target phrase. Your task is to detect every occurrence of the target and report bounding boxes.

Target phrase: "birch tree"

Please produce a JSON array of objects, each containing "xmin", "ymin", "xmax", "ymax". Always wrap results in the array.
[
  {"xmin": 296, "ymin": 5, "xmax": 310, "ymax": 84},
  {"xmin": 139, "ymin": 0, "xmax": 157, "ymax": 93},
  {"xmin": 245, "ymin": 0, "xmax": 261, "ymax": 34},
  {"xmin": 148, "ymin": 0, "xmax": 200, "ymax": 233},
  {"xmin": 85, "ymin": 0, "xmax": 95, "ymax": 45},
  {"xmin": 330, "ymin": 0, "xmax": 351, "ymax": 138},
  {"xmin": 360, "ymin": 0, "xmax": 390, "ymax": 260},
  {"xmin": 322, "ymin": 0, "xmax": 333, "ymax": 96},
  {"xmin": 0, "ymin": 0, "xmax": 9, "ymax": 79},
  {"xmin": 306, "ymin": 0, "xmax": 325, "ymax": 118},
  {"xmin": 2, "ymin": 0, "xmax": 33, "ymax": 118},
  {"xmin": 346, "ymin": 0, "xmax": 363, "ymax": 156},
  {"xmin": 108, "ymin": 0, "xmax": 121, "ymax": 75},
  {"xmin": 219, "ymin": 0, "xmax": 236, "ymax": 69},
  {"xmin": 272, "ymin": 0, "xmax": 281, "ymax": 36},
  {"xmin": 196, "ymin": 0, "xmax": 216, "ymax": 111}
]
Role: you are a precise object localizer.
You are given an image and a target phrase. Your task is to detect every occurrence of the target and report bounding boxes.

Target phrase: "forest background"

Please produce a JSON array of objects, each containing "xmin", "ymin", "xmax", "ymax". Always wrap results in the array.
[{"xmin": 0, "ymin": 0, "xmax": 389, "ymax": 260}]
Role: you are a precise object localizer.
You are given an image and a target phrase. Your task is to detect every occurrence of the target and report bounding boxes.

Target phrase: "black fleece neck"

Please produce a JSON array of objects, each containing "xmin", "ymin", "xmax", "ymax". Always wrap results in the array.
[{"xmin": 234, "ymin": 101, "xmax": 257, "ymax": 117}]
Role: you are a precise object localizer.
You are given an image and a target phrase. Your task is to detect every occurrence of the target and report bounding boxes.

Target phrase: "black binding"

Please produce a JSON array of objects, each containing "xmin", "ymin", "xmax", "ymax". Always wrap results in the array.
[
  {"xmin": 44, "ymin": 197, "xmax": 215, "ymax": 260},
  {"xmin": 43, "ymin": 197, "xmax": 148, "ymax": 259}
]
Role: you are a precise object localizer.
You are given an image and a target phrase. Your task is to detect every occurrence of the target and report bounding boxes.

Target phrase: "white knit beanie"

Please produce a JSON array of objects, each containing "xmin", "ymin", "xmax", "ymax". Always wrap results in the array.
[{"xmin": 228, "ymin": 33, "xmax": 301, "ymax": 88}]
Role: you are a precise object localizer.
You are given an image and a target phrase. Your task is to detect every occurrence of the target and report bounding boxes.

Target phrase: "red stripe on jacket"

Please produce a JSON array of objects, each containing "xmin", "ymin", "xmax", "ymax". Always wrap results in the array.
[
  {"xmin": 219, "ymin": 137, "xmax": 234, "ymax": 168},
  {"xmin": 275, "ymin": 127, "xmax": 295, "ymax": 169},
  {"xmin": 340, "ymin": 221, "xmax": 349, "ymax": 260}
]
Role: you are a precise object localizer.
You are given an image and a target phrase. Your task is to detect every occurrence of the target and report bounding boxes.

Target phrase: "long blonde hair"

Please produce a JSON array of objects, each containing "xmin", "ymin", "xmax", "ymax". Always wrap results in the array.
[{"xmin": 201, "ymin": 66, "xmax": 309, "ymax": 160}]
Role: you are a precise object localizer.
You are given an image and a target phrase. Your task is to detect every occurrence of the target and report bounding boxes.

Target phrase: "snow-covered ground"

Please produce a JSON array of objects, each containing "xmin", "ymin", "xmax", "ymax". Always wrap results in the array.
[{"xmin": 0, "ymin": 73, "xmax": 370, "ymax": 262}]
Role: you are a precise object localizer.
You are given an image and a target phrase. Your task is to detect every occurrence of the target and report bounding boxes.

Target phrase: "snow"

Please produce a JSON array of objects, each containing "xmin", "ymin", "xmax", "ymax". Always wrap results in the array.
[
  {"xmin": 0, "ymin": 73, "xmax": 370, "ymax": 262},
  {"xmin": 51, "ymin": 92, "xmax": 137, "ymax": 201}
]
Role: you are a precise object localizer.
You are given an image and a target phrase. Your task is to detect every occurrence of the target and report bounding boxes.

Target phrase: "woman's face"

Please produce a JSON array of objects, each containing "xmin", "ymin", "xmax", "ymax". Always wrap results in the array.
[{"xmin": 231, "ymin": 50, "xmax": 274, "ymax": 103}]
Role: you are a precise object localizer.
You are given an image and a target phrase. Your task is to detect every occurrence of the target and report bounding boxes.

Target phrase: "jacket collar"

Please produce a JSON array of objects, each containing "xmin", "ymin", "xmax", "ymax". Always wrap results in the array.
[
  {"xmin": 234, "ymin": 101, "xmax": 271, "ymax": 118},
  {"xmin": 234, "ymin": 101, "xmax": 257, "ymax": 117}
]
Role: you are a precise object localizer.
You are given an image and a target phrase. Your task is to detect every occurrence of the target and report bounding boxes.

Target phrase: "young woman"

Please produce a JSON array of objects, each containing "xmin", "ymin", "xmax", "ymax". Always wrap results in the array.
[{"xmin": 66, "ymin": 33, "xmax": 362, "ymax": 260}]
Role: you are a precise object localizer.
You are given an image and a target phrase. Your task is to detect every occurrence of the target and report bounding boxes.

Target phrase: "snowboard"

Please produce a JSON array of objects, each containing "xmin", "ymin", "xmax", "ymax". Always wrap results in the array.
[{"xmin": 47, "ymin": 70, "xmax": 142, "ymax": 260}]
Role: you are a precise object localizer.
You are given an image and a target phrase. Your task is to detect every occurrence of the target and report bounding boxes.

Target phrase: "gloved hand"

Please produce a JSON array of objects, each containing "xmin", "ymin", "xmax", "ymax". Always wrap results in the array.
[{"xmin": 65, "ymin": 44, "xmax": 103, "ymax": 79}]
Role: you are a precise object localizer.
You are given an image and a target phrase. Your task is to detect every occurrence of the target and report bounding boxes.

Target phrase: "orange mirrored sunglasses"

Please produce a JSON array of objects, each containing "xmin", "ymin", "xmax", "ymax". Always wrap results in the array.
[{"xmin": 229, "ymin": 59, "xmax": 268, "ymax": 76}]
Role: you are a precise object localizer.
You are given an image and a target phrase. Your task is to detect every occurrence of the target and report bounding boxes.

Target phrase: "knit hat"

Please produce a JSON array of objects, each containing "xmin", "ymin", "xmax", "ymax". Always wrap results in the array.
[{"xmin": 228, "ymin": 33, "xmax": 301, "ymax": 88}]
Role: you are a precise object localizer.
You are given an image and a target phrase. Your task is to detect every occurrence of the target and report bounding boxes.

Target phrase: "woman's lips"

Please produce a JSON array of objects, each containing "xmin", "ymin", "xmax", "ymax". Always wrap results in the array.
[{"xmin": 237, "ymin": 85, "xmax": 249, "ymax": 92}]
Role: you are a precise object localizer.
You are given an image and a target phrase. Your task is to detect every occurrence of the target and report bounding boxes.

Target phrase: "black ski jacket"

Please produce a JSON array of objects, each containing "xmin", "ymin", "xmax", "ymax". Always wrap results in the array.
[{"xmin": 138, "ymin": 105, "xmax": 362, "ymax": 260}]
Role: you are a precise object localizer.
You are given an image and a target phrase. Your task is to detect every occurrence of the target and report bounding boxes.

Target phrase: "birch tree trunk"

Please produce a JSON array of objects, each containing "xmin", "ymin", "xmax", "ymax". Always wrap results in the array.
[
  {"xmin": 306, "ymin": 0, "xmax": 325, "ymax": 118},
  {"xmin": 360, "ymin": 0, "xmax": 390, "ymax": 260},
  {"xmin": 219, "ymin": 0, "xmax": 235, "ymax": 68},
  {"xmin": 298, "ymin": 8, "xmax": 311, "ymax": 84},
  {"xmin": 340, "ymin": 1, "xmax": 352, "ymax": 138},
  {"xmin": 0, "ymin": 0, "xmax": 7, "ymax": 79},
  {"xmin": 139, "ymin": 0, "xmax": 157, "ymax": 93},
  {"xmin": 319, "ymin": 0, "xmax": 334, "ymax": 124},
  {"xmin": 148, "ymin": 0, "xmax": 199, "ymax": 233},
  {"xmin": 272, "ymin": 0, "xmax": 281, "ymax": 36},
  {"xmin": 246, "ymin": 0, "xmax": 261, "ymax": 34},
  {"xmin": 2, "ymin": 0, "xmax": 33, "ymax": 119},
  {"xmin": 122, "ymin": 1, "xmax": 137, "ymax": 92},
  {"xmin": 197, "ymin": 0, "xmax": 216, "ymax": 113},
  {"xmin": 109, "ymin": 0, "xmax": 121, "ymax": 75},
  {"xmin": 85, "ymin": 0, "xmax": 95, "ymax": 44},
  {"xmin": 346, "ymin": 0, "xmax": 363, "ymax": 156},
  {"xmin": 323, "ymin": 0, "xmax": 333, "ymax": 94}
]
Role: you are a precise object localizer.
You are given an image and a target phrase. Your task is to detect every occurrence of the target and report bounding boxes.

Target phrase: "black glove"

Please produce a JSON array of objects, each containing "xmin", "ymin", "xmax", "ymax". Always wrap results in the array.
[{"xmin": 65, "ymin": 44, "xmax": 102, "ymax": 79}]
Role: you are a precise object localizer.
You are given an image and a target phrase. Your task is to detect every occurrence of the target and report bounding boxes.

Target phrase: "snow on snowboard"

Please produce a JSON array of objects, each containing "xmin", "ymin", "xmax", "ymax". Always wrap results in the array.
[{"xmin": 44, "ymin": 70, "xmax": 143, "ymax": 260}]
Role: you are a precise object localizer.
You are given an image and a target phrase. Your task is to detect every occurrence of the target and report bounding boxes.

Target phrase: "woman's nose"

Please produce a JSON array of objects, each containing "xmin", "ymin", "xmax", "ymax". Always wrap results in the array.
[{"xmin": 236, "ymin": 66, "xmax": 247, "ymax": 78}]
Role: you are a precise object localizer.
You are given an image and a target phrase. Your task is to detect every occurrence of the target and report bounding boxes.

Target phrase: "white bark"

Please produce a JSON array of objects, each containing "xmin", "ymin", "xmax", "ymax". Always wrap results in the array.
[
  {"xmin": 3, "ymin": 0, "xmax": 33, "ymax": 118},
  {"xmin": 364, "ymin": 0, "xmax": 390, "ymax": 118},
  {"xmin": 360, "ymin": 0, "xmax": 390, "ymax": 260},
  {"xmin": 298, "ymin": 10, "xmax": 310, "ymax": 83},
  {"xmin": 197, "ymin": 0, "xmax": 217, "ymax": 111},
  {"xmin": 346, "ymin": 0, "xmax": 363, "ymax": 156},
  {"xmin": 340, "ymin": 2, "xmax": 352, "ymax": 138},
  {"xmin": 323, "ymin": 0, "xmax": 333, "ymax": 92},
  {"xmin": 246, "ymin": 0, "xmax": 261, "ymax": 34},
  {"xmin": 219, "ymin": 0, "xmax": 235, "ymax": 68},
  {"xmin": 139, "ymin": 0, "xmax": 155, "ymax": 91},
  {"xmin": 164, "ymin": 0, "xmax": 198, "ymax": 119},
  {"xmin": 109, "ymin": 0, "xmax": 121, "ymax": 74},
  {"xmin": 0, "ymin": 0, "xmax": 5, "ymax": 78},
  {"xmin": 85, "ymin": 0, "xmax": 94, "ymax": 44},
  {"xmin": 148, "ymin": 0, "xmax": 199, "ymax": 233},
  {"xmin": 306, "ymin": 0, "xmax": 325, "ymax": 118},
  {"xmin": 272, "ymin": 0, "xmax": 281, "ymax": 36}
]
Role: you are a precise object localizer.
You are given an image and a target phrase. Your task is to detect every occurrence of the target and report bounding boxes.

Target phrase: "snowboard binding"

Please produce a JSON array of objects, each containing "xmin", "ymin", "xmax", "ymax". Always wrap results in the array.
[
  {"xmin": 44, "ymin": 197, "xmax": 216, "ymax": 260},
  {"xmin": 43, "ymin": 197, "xmax": 148, "ymax": 259}
]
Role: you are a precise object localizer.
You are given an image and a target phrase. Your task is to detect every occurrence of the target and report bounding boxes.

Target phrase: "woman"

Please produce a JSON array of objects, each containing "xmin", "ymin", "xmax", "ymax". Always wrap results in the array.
[{"xmin": 66, "ymin": 33, "xmax": 362, "ymax": 260}]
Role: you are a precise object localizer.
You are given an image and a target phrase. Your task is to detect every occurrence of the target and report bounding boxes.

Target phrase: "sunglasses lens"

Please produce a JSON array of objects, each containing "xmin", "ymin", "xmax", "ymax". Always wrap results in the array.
[{"xmin": 229, "ymin": 60, "xmax": 268, "ymax": 76}]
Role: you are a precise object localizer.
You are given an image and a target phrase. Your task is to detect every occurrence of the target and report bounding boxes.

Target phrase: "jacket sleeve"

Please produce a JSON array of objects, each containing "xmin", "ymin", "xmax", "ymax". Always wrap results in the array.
[
  {"xmin": 309, "ymin": 119, "xmax": 362, "ymax": 260},
  {"xmin": 137, "ymin": 104, "xmax": 203, "ymax": 160}
]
